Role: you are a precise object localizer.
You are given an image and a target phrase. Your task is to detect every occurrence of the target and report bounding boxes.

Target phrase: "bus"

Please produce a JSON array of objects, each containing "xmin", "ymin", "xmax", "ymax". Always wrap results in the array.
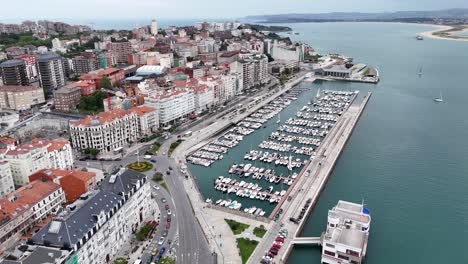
[{"xmin": 184, "ymin": 131, "xmax": 192, "ymax": 137}]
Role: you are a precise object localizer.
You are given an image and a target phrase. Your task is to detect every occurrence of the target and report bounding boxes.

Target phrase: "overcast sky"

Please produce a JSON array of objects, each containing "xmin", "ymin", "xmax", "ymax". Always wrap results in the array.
[{"xmin": 1, "ymin": 0, "xmax": 467, "ymax": 20}]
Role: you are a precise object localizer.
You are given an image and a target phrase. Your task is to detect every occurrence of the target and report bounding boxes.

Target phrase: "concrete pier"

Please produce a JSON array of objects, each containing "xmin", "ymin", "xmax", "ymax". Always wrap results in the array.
[{"xmin": 247, "ymin": 92, "xmax": 372, "ymax": 264}]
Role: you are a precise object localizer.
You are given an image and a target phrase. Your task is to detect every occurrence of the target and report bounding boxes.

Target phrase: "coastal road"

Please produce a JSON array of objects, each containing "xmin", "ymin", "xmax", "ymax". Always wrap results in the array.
[
  {"xmin": 141, "ymin": 184, "xmax": 178, "ymax": 263},
  {"xmin": 155, "ymin": 141, "xmax": 214, "ymax": 264}
]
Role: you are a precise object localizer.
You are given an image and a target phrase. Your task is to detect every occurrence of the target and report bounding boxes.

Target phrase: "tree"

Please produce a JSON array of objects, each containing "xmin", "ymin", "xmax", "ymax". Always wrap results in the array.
[
  {"xmin": 99, "ymin": 77, "xmax": 112, "ymax": 89},
  {"xmin": 84, "ymin": 148, "xmax": 100, "ymax": 157},
  {"xmin": 159, "ymin": 257, "xmax": 176, "ymax": 264},
  {"xmin": 114, "ymin": 258, "xmax": 127, "ymax": 264}
]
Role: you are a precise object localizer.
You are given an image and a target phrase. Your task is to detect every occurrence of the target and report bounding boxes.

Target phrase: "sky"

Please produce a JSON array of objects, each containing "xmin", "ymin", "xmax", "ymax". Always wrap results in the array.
[{"xmin": 1, "ymin": 0, "xmax": 467, "ymax": 21}]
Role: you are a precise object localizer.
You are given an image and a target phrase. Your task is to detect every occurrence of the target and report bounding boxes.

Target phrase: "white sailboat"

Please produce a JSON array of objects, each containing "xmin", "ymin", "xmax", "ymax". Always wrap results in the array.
[
  {"xmin": 418, "ymin": 67, "xmax": 423, "ymax": 77},
  {"xmin": 434, "ymin": 91, "xmax": 443, "ymax": 103},
  {"xmin": 316, "ymin": 88, "xmax": 321, "ymax": 98},
  {"xmin": 276, "ymin": 113, "xmax": 281, "ymax": 124}
]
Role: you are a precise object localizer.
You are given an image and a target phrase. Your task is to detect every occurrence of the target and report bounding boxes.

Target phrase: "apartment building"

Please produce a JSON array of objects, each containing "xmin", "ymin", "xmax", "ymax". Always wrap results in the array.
[
  {"xmin": 36, "ymin": 52, "xmax": 66, "ymax": 96},
  {"xmin": 0, "ymin": 161, "xmax": 14, "ymax": 197},
  {"xmin": 1, "ymin": 139, "xmax": 74, "ymax": 186},
  {"xmin": 0, "ymin": 85, "xmax": 45, "ymax": 111},
  {"xmin": 31, "ymin": 169, "xmax": 156, "ymax": 264},
  {"xmin": 72, "ymin": 55, "xmax": 97, "ymax": 75},
  {"xmin": 110, "ymin": 42, "xmax": 132, "ymax": 64},
  {"xmin": 69, "ymin": 106, "xmax": 157, "ymax": 152},
  {"xmin": 54, "ymin": 84, "xmax": 82, "ymax": 111},
  {"xmin": 191, "ymin": 84, "xmax": 214, "ymax": 112},
  {"xmin": 0, "ymin": 59, "xmax": 29, "ymax": 86},
  {"xmin": 0, "ymin": 179, "xmax": 65, "ymax": 252},
  {"xmin": 145, "ymin": 88, "xmax": 195, "ymax": 125},
  {"xmin": 80, "ymin": 67, "xmax": 125, "ymax": 90},
  {"xmin": 230, "ymin": 54, "xmax": 268, "ymax": 90}
]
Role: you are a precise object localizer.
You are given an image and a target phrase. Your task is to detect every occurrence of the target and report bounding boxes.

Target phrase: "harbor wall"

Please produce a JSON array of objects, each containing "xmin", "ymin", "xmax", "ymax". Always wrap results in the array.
[{"xmin": 280, "ymin": 92, "xmax": 372, "ymax": 263}]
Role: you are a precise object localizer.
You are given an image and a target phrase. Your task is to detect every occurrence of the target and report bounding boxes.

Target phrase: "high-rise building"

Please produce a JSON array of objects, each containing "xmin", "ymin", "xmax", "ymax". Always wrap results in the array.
[
  {"xmin": 230, "ymin": 54, "xmax": 268, "ymax": 90},
  {"xmin": 0, "ymin": 59, "xmax": 29, "ymax": 86},
  {"xmin": 151, "ymin": 19, "xmax": 158, "ymax": 35},
  {"xmin": 110, "ymin": 42, "xmax": 132, "ymax": 64},
  {"xmin": 36, "ymin": 52, "xmax": 66, "ymax": 96},
  {"xmin": 72, "ymin": 55, "xmax": 97, "ymax": 75},
  {"xmin": 0, "ymin": 160, "xmax": 15, "ymax": 197}
]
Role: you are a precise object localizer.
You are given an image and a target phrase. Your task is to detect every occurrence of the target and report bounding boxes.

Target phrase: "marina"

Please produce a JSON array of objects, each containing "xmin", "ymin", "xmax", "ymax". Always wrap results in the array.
[{"xmin": 188, "ymin": 82, "xmax": 362, "ymax": 215}]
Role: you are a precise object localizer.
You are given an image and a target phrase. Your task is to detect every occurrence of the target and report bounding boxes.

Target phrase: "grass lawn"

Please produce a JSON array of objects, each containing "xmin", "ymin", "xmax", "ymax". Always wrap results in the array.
[
  {"xmin": 168, "ymin": 139, "xmax": 183, "ymax": 156},
  {"xmin": 127, "ymin": 161, "xmax": 153, "ymax": 172},
  {"xmin": 253, "ymin": 226, "xmax": 267, "ymax": 238},
  {"xmin": 225, "ymin": 219, "xmax": 250, "ymax": 235},
  {"xmin": 236, "ymin": 238, "xmax": 258, "ymax": 264}
]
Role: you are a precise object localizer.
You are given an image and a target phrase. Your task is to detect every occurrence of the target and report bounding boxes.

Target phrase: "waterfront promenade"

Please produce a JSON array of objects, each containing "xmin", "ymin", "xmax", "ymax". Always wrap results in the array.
[{"xmin": 247, "ymin": 92, "xmax": 372, "ymax": 264}]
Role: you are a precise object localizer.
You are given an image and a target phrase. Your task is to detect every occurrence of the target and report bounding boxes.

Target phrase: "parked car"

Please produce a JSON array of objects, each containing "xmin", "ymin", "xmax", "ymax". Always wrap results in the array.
[
  {"xmin": 159, "ymin": 247, "xmax": 166, "ymax": 256},
  {"xmin": 168, "ymin": 166, "xmax": 173, "ymax": 170},
  {"xmin": 151, "ymin": 248, "xmax": 158, "ymax": 256},
  {"xmin": 158, "ymin": 237, "xmax": 164, "ymax": 245},
  {"xmin": 161, "ymin": 198, "xmax": 167, "ymax": 203},
  {"xmin": 165, "ymin": 222, "xmax": 171, "ymax": 230},
  {"xmin": 167, "ymin": 216, "xmax": 171, "ymax": 222},
  {"xmin": 153, "ymin": 185, "xmax": 160, "ymax": 190},
  {"xmin": 167, "ymin": 209, "xmax": 171, "ymax": 215},
  {"xmin": 165, "ymin": 204, "xmax": 169, "ymax": 210},
  {"xmin": 166, "ymin": 171, "xmax": 171, "ymax": 175},
  {"xmin": 162, "ymin": 230, "xmax": 168, "ymax": 237}
]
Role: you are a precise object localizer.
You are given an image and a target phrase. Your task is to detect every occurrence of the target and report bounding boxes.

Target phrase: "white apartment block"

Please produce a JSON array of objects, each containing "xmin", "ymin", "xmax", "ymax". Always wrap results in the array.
[
  {"xmin": 31, "ymin": 169, "xmax": 156, "ymax": 264},
  {"xmin": 191, "ymin": 84, "xmax": 214, "ymax": 112},
  {"xmin": 146, "ymin": 89, "xmax": 195, "ymax": 125},
  {"xmin": 0, "ymin": 85, "xmax": 46, "ymax": 111},
  {"xmin": 230, "ymin": 54, "xmax": 268, "ymax": 90},
  {"xmin": 69, "ymin": 107, "xmax": 158, "ymax": 153},
  {"xmin": 1, "ymin": 139, "xmax": 74, "ymax": 187},
  {"xmin": 271, "ymin": 41, "xmax": 305, "ymax": 61},
  {"xmin": 0, "ymin": 160, "xmax": 14, "ymax": 196},
  {"xmin": 221, "ymin": 74, "xmax": 237, "ymax": 101}
]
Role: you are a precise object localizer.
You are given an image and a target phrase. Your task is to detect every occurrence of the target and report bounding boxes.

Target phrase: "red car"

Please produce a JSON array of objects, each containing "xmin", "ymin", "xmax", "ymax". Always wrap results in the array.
[
  {"xmin": 275, "ymin": 237, "xmax": 284, "ymax": 243},
  {"xmin": 272, "ymin": 243, "xmax": 281, "ymax": 249},
  {"xmin": 165, "ymin": 204, "xmax": 170, "ymax": 210},
  {"xmin": 165, "ymin": 222, "xmax": 171, "ymax": 230}
]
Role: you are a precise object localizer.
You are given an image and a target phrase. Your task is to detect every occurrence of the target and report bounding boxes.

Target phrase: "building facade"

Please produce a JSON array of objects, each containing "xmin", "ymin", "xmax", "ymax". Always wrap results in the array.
[
  {"xmin": 69, "ymin": 106, "xmax": 157, "ymax": 152},
  {"xmin": 36, "ymin": 53, "xmax": 66, "ymax": 96},
  {"xmin": 54, "ymin": 85, "xmax": 82, "ymax": 111},
  {"xmin": 110, "ymin": 42, "xmax": 132, "ymax": 64},
  {"xmin": 0, "ymin": 85, "xmax": 45, "ymax": 111},
  {"xmin": 0, "ymin": 160, "xmax": 14, "ymax": 197},
  {"xmin": 146, "ymin": 89, "xmax": 195, "ymax": 125},
  {"xmin": 0, "ymin": 180, "xmax": 64, "ymax": 253},
  {"xmin": 0, "ymin": 59, "xmax": 29, "ymax": 86},
  {"xmin": 31, "ymin": 169, "xmax": 156, "ymax": 264}
]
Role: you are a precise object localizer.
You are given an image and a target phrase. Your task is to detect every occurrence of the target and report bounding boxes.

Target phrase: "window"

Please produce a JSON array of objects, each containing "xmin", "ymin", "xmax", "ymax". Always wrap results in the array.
[
  {"xmin": 338, "ymin": 255, "xmax": 349, "ymax": 260},
  {"xmin": 324, "ymin": 250, "xmax": 335, "ymax": 257}
]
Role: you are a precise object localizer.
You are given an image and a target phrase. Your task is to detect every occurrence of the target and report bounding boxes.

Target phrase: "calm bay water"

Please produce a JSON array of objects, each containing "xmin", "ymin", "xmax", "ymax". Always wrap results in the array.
[{"xmin": 281, "ymin": 22, "xmax": 468, "ymax": 263}]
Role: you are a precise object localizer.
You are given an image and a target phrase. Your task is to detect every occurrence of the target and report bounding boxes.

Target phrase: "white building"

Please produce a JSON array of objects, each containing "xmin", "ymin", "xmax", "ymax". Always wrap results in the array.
[
  {"xmin": 230, "ymin": 54, "xmax": 268, "ymax": 90},
  {"xmin": 221, "ymin": 74, "xmax": 237, "ymax": 101},
  {"xmin": 321, "ymin": 200, "xmax": 371, "ymax": 264},
  {"xmin": 191, "ymin": 84, "xmax": 214, "ymax": 113},
  {"xmin": 69, "ymin": 106, "xmax": 158, "ymax": 153},
  {"xmin": 0, "ymin": 160, "xmax": 14, "ymax": 197},
  {"xmin": 1, "ymin": 139, "xmax": 74, "ymax": 187},
  {"xmin": 150, "ymin": 19, "xmax": 158, "ymax": 35},
  {"xmin": 146, "ymin": 88, "xmax": 195, "ymax": 125},
  {"xmin": 51, "ymin": 38, "xmax": 66, "ymax": 53},
  {"xmin": 31, "ymin": 169, "xmax": 156, "ymax": 264},
  {"xmin": 271, "ymin": 41, "xmax": 304, "ymax": 62},
  {"xmin": 0, "ymin": 85, "xmax": 46, "ymax": 111}
]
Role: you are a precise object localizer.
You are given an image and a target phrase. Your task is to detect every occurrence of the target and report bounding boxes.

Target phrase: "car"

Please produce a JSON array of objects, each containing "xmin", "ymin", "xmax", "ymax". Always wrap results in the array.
[
  {"xmin": 158, "ymin": 237, "xmax": 164, "ymax": 245},
  {"xmin": 167, "ymin": 216, "xmax": 171, "ymax": 222},
  {"xmin": 162, "ymin": 230, "xmax": 168, "ymax": 237},
  {"xmin": 167, "ymin": 209, "xmax": 171, "ymax": 215},
  {"xmin": 272, "ymin": 243, "xmax": 281, "ymax": 249},
  {"xmin": 165, "ymin": 204, "xmax": 169, "ymax": 210},
  {"xmin": 153, "ymin": 185, "xmax": 160, "ymax": 190},
  {"xmin": 151, "ymin": 159, "xmax": 157, "ymax": 163},
  {"xmin": 151, "ymin": 248, "xmax": 158, "ymax": 256},
  {"xmin": 162, "ymin": 152, "xmax": 166, "ymax": 155},
  {"xmin": 166, "ymin": 171, "xmax": 170, "ymax": 175},
  {"xmin": 159, "ymin": 247, "xmax": 166, "ymax": 256},
  {"xmin": 167, "ymin": 239, "xmax": 172, "ymax": 245},
  {"xmin": 275, "ymin": 237, "xmax": 285, "ymax": 243},
  {"xmin": 278, "ymin": 208, "xmax": 283, "ymax": 214},
  {"xmin": 161, "ymin": 198, "xmax": 167, "ymax": 203},
  {"xmin": 165, "ymin": 222, "xmax": 171, "ymax": 230},
  {"xmin": 168, "ymin": 166, "xmax": 173, "ymax": 170}
]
